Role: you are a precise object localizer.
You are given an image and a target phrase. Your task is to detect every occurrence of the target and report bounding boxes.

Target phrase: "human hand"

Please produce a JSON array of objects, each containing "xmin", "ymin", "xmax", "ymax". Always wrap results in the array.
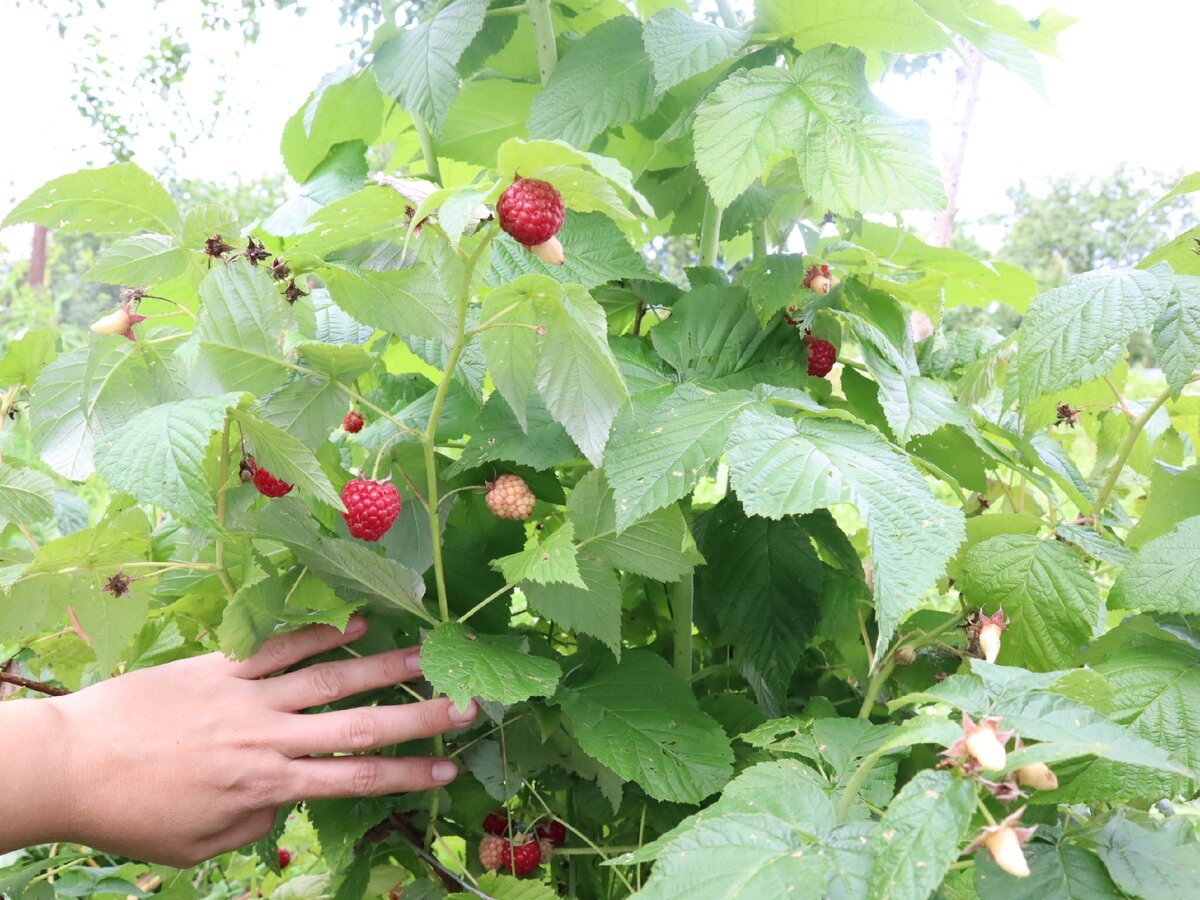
[{"xmin": 30, "ymin": 617, "xmax": 475, "ymax": 867}]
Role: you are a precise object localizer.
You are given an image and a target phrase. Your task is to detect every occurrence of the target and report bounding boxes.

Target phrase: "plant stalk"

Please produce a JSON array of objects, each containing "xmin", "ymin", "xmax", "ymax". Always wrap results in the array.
[
  {"xmin": 715, "ymin": 0, "xmax": 739, "ymax": 28},
  {"xmin": 412, "ymin": 113, "xmax": 442, "ymax": 185},
  {"xmin": 527, "ymin": 0, "xmax": 557, "ymax": 85},
  {"xmin": 214, "ymin": 419, "xmax": 235, "ymax": 598},
  {"xmin": 751, "ymin": 221, "xmax": 769, "ymax": 259},
  {"xmin": 699, "ymin": 194, "xmax": 722, "ymax": 267},
  {"xmin": 670, "ymin": 577, "xmax": 694, "ymax": 680},
  {"xmin": 835, "ymin": 746, "xmax": 888, "ymax": 824},
  {"xmin": 1089, "ymin": 385, "xmax": 1173, "ymax": 526}
]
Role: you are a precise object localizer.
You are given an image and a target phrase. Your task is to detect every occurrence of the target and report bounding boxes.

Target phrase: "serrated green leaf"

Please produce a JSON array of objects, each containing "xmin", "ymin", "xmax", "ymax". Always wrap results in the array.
[
  {"xmin": 83, "ymin": 233, "xmax": 188, "ymax": 285},
  {"xmin": 487, "ymin": 211, "xmax": 652, "ymax": 289},
  {"xmin": 231, "ymin": 410, "xmax": 343, "ymax": 510},
  {"xmin": 70, "ymin": 577, "xmax": 151, "ymax": 674},
  {"xmin": 527, "ymin": 17, "xmax": 659, "ymax": 148},
  {"xmin": 421, "ymin": 621, "xmax": 561, "ymax": 708},
  {"xmin": 321, "ymin": 260, "xmax": 456, "ymax": 344},
  {"xmin": 605, "ymin": 385, "xmax": 757, "ymax": 531},
  {"xmin": 727, "ymin": 408, "xmax": 965, "ymax": 654},
  {"xmin": 0, "ymin": 327, "xmax": 58, "ymax": 388},
  {"xmin": 3, "ymin": 162, "xmax": 182, "ymax": 236},
  {"xmin": 193, "ymin": 260, "xmax": 292, "ymax": 397},
  {"xmin": 521, "ymin": 555, "xmax": 623, "ymax": 656},
  {"xmin": 568, "ymin": 470, "xmax": 703, "ymax": 582},
  {"xmin": 1153, "ymin": 275, "xmax": 1200, "ymax": 396},
  {"xmin": 556, "ymin": 650, "xmax": 733, "ymax": 803},
  {"xmin": 1097, "ymin": 816, "xmax": 1200, "ymax": 899},
  {"xmin": 94, "ymin": 394, "xmax": 241, "ymax": 527},
  {"xmin": 694, "ymin": 49, "xmax": 944, "ymax": 212},
  {"xmin": 650, "ymin": 284, "xmax": 761, "ymax": 380},
  {"xmin": 452, "ymin": 392, "xmax": 582, "ymax": 473},
  {"xmin": 372, "ymin": 0, "xmax": 487, "ymax": 134},
  {"xmin": 1015, "ymin": 267, "xmax": 1172, "ymax": 406},
  {"xmin": 182, "ymin": 204, "xmax": 240, "ymax": 250},
  {"xmin": 493, "ymin": 521, "xmax": 583, "ymax": 587},
  {"xmin": 958, "ymin": 535, "xmax": 1102, "ymax": 670},
  {"xmin": 1128, "ymin": 463, "xmax": 1200, "ymax": 549},
  {"xmin": 868, "ymin": 769, "xmax": 975, "ymax": 900},
  {"xmin": 642, "ymin": 8, "xmax": 747, "ymax": 95},
  {"xmin": 496, "ymin": 139, "xmax": 654, "ymax": 217},
  {"xmin": 1110, "ymin": 516, "xmax": 1200, "ymax": 614},
  {"xmin": 455, "ymin": 873, "xmax": 558, "ymax": 900},
  {"xmin": 0, "ymin": 464, "xmax": 55, "ymax": 528},
  {"xmin": 439, "ymin": 79, "xmax": 538, "ymax": 167},
  {"xmin": 974, "ymin": 841, "xmax": 1123, "ymax": 899},
  {"xmin": 257, "ymin": 376, "xmax": 351, "ymax": 451},
  {"xmin": 0, "ymin": 573, "xmax": 69, "ymax": 645},
  {"xmin": 282, "ymin": 69, "xmax": 384, "ymax": 183}
]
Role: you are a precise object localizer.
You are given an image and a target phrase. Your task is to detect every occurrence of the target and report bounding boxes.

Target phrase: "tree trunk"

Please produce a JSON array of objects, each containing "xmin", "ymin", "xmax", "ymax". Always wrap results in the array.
[
  {"xmin": 928, "ymin": 44, "xmax": 984, "ymax": 248},
  {"xmin": 28, "ymin": 225, "xmax": 48, "ymax": 289}
]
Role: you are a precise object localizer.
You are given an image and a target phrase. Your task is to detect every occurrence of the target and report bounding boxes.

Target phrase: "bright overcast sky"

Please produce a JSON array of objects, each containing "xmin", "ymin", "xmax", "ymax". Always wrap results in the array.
[{"xmin": 1, "ymin": 0, "xmax": 1196, "ymax": 258}]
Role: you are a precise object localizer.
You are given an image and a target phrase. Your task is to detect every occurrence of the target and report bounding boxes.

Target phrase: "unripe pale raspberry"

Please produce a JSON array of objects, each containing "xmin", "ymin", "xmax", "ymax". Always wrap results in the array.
[
  {"xmin": 805, "ymin": 334, "xmax": 837, "ymax": 378},
  {"xmin": 498, "ymin": 177, "xmax": 564, "ymax": 246},
  {"xmin": 485, "ymin": 474, "xmax": 536, "ymax": 521},
  {"xmin": 966, "ymin": 725, "xmax": 1007, "ymax": 771},
  {"xmin": 479, "ymin": 834, "xmax": 505, "ymax": 871},
  {"xmin": 342, "ymin": 410, "xmax": 364, "ymax": 433},
  {"xmin": 1016, "ymin": 762, "xmax": 1058, "ymax": 791},
  {"xmin": 341, "ymin": 478, "xmax": 402, "ymax": 541},
  {"xmin": 986, "ymin": 827, "xmax": 1031, "ymax": 877}
]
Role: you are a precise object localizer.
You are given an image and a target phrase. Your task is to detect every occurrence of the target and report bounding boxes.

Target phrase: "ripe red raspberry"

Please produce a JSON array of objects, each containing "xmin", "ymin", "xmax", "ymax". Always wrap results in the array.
[
  {"xmin": 485, "ymin": 474, "xmax": 536, "ymax": 521},
  {"xmin": 277, "ymin": 848, "xmax": 292, "ymax": 869},
  {"xmin": 479, "ymin": 834, "xmax": 505, "ymax": 871},
  {"xmin": 343, "ymin": 410, "xmax": 364, "ymax": 433},
  {"xmin": 497, "ymin": 177, "xmax": 564, "ymax": 247},
  {"xmin": 503, "ymin": 837, "xmax": 542, "ymax": 876},
  {"xmin": 341, "ymin": 478, "xmax": 402, "ymax": 541},
  {"xmin": 805, "ymin": 334, "xmax": 837, "ymax": 378},
  {"xmin": 536, "ymin": 820, "xmax": 567, "ymax": 846},
  {"xmin": 248, "ymin": 457, "xmax": 293, "ymax": 498},
  {"xmin": 482, "ymin": 811, "xmax": 510, "ymax": 836}
]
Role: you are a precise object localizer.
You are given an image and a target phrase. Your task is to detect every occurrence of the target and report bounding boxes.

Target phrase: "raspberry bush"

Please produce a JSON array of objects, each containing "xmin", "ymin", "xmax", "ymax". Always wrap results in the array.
[{"xmin": 2, "ymin": 2, "xmax": 1200, "ymax": 899}]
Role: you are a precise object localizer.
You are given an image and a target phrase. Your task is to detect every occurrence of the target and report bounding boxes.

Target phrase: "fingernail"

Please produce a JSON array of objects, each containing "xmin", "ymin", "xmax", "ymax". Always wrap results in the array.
[
  {"xmin": 404, "ymin": 649, "xmax": 423, "ymax": 674},
  {"xmin": 344, "ymin": 616, "xmax": 367, "ymax": 637},
  {"xmin": 432, "ymin": 760, "xmax": 457, "ymax": 783},
  {"xmin": 449, "ymin": 699, "xmax": 477, "ymax": 723}
]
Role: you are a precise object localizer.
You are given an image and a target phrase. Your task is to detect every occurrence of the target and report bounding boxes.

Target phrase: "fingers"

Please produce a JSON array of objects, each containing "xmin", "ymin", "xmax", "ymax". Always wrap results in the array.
[
  {"xmin": 277, "ymin": 697, "xmax": 478, "ymax": 757},
  {"xmin": 202, "ymin": 809, "xmax": 278, "ymax": 862},
  {"xmin": 285, "ymin": 755, "xmax": 460, "ymax": 801},
  {"xmin": 262, "ymin": 647, "xmax": 424, "ymax": 711},
  {"xmin": 232, "ymin": 616, "xmax": 368, "ymax": 680}
]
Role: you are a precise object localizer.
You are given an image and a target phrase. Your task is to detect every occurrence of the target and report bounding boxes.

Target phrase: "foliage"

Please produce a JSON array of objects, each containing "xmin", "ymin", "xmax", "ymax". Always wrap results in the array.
[{"xmin": 3, "ymin": 1, "xmax": 1200, "ymax": 899}]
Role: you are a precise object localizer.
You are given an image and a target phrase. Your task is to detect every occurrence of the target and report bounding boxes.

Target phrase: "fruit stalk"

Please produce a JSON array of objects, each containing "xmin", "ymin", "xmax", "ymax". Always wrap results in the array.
[
  {"xmin": 1089, "ymin": 384, "xmax": 1172, "ymax": 528},
  {"xmin": 527, "ymin": 0, "xmax": 557, "ymax": 85}
]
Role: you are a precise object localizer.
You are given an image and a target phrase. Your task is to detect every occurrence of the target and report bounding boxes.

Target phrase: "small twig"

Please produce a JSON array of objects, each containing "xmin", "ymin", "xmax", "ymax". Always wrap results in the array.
[
  {"xmin": 388, "ymin": 813, "xmax": 491, "ymax": 898},
  {"xmin": 0, "ymin": 671, "xmax": 69, "ymax": 696}
]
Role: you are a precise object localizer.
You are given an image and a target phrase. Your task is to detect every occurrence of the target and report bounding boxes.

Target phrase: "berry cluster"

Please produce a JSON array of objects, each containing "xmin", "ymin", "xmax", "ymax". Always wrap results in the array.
[{"xmin": 478, "ymin": 811, "xmax": 567, "ymax": 876}]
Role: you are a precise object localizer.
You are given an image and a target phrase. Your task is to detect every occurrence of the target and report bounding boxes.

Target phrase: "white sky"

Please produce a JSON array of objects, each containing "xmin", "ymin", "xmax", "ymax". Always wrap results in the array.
[{"xmin": 0, "ymin": 0, "xmax": 1196, "ymax": 258}]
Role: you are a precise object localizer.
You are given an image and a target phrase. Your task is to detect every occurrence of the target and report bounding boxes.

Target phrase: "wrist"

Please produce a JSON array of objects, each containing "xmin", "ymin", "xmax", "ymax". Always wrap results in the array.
[{"xmin": 0, "ymin": 698, "xmax": 72, "ymax": 851}]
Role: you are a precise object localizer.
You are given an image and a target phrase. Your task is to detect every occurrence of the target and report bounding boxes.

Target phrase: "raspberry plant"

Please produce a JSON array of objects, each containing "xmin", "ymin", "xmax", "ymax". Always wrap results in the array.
[{"xmin": 3, "ymin": 1, "xmax": 1200, "ymax": 898}]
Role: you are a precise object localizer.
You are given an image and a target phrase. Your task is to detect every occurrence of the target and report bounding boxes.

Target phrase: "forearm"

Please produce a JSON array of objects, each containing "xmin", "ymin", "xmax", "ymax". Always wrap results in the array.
[{"xmin": 0, "ymin": 698, "xmax": 70, "ymax": 852}]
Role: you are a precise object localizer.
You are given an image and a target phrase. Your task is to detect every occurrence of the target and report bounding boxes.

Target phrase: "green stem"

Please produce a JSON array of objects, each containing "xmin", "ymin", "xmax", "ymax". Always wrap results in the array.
[
  {"xmin": 670, "ymin": 577, "xmax": 694, "ymax": 681},
  {"xmin": 835, "ymin": 746, "xmax": 888, "ymax": 824},
  {"xmin": 527, "ymin": 783, "xmax": 635, "ymax": 894},
  {"xmin": 527, "ymin": 0, "xmax": 557, "ymax": 85},
  {"xmin": 699, "ymin": 194, "xmax": 722, "ymax": 267},
  {"xmin": 457, "ymin": 582, "xmax": 517, "ymax": 624},
  {"xmin": 1089, "ymin": 385, "xmax": 1173, "ymax": 526},
  {"xmin": 715, "ymin": 0, "xmax": 739, "ymax": 28},
  {"xmin": 412, "ymin": 113, "xmax": 442, "ymax": 184},
  {"xmin": 976, "ymin": 794, "xmax": 997, "ymax": 826},
  {"xmin": 751, "ymin": 221, "xmax": 769, "ymax": 259},
  {"xmin": 857, "ymin": 658, "xmax": 895, "ymax": 719},
  {"xmin": 214, "ymin": 419, "xmax": 235, "ymax": 598}
]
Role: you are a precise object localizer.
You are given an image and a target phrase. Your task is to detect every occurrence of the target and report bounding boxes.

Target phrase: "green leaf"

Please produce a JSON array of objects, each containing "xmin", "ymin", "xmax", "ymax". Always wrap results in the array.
[
  {"xmin": 193, "ymin": 261, "xmax": 292, "ymax": 398},
  {"xmin": 693, "ymin": 49, "xmax": 944, "ymax": 212},
  {"xmin": 488, "ymin": 211, "xmax": 652, "ymax": 289},
  {"xmin": 1014, "ymin": 267, "xmax": 1171, "ymax": 406},
  {"xmin": 439, "ymin": 79, "xmax": 538, "ymax": 167},
  {"xmin": 868, "ymin": 769, "xmax": 975, "ymax": 900},
  {"xmin": 493, "ymin": 522, "xmax": 583, "ymax": 587},
  {"xmin": 974, "ymin": 842, "xmax": 1124, "ymax": 899},
  {"xmin": 231, "ymin": 410, "xmax": 344, "ymax": 510},
  {"xmin": 0, "ymin": 327, "xmax": 58, "ymax": 388},
  {"xmin": 496, "ymin": 139, "xmax": 654, "ymax": 217},
  {"xmin": 642, "ymin": 9, "xmax": 747, "ymax": 95},
  {"xmin": 528, "ymin": 17, "xmax": 659, "ymax": 148},
  {"xmin": 31, "ymin": 339, "xmax": 180, "ymax": 481},
  {"xmin": 3, "ymin": 162, "xmax": 182, "ymax": 237},
  {"xmin": 182, "ymin": 204, "xmax": 240, "ymax": 250},
  {"xmin": 282, "ymin": 68, "xmax": 384, "ymax": 183},
  {"xmin": 0, "ymin": 464, "xmax": 55, "ymax": 528},
  {"xmin": 83, "ymin": 233, "xmax": 188, "ymax": 285},
  {"xmin": 756, "ymin": 0, "xmax": 951, "ymax": 53},
  {"xmin": 604, "ymin": 385, "xmax": 757, "ymax": 531},
  {"xmin": 71, "ymin": 578, "xmax": 151, "ymax": 673},
  {"xmin": 457, "ymin": 874, "xmax": 559, "ymax": 900},
  {"xmin": 1153, "ymin": 274, "xmax": 1200, "ymax": 396},
  {"xmin": 521, "ymin": 555, "xmax": 623, "ymax": 656},
  {"xmin": 94, "ymin": 394, "xmax": 242, "ymax": 527},
  {"xmin": 1128, "ymin": 463, "xmax": 1200, "ymax": 549},
  {"xmin": 567, "ymin": 470, "xmax": 703, "ymax": 582},
  {"xmin": 555, "ymin": 650, "xmax": 734, "ymax": 803},
  {"xmin": 958, "ymin": 535, "xmax": 1102, "ymax": 670},
  {"xmin": 650, "ymin": 285, "xmax": 762, "ymax": 380},
  {"xmin": 452, "ymin": 392, "xmax": 582, "ymax": 473},
  {"xmin": 372, "ymin": 0, "xmax": 488, "ymax": 134},
  {"xmin": 321, "ymin": 260, "xmax": 456, "ymax": 345},
  {"xmin": 420, "ymin": 621, "xmax": 562, "ymax": 708},
  {"xmin": 1110, "ymin": 516, "xmax": 1200, "ymax": 614},
  {"xmin": 1097, "ymin": 815, "xmax": 1200, "ymax": 899},
  {"xmin": 727, "ymin": 407, "xmax": 965, "ymax": 654},
  {"xmin": 696, "ymin": 498, "xmax": 827, "ymax": 713},
  {"xmin": 0, "ymin": 574, "xmax": 69, "ymax": 645}
]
